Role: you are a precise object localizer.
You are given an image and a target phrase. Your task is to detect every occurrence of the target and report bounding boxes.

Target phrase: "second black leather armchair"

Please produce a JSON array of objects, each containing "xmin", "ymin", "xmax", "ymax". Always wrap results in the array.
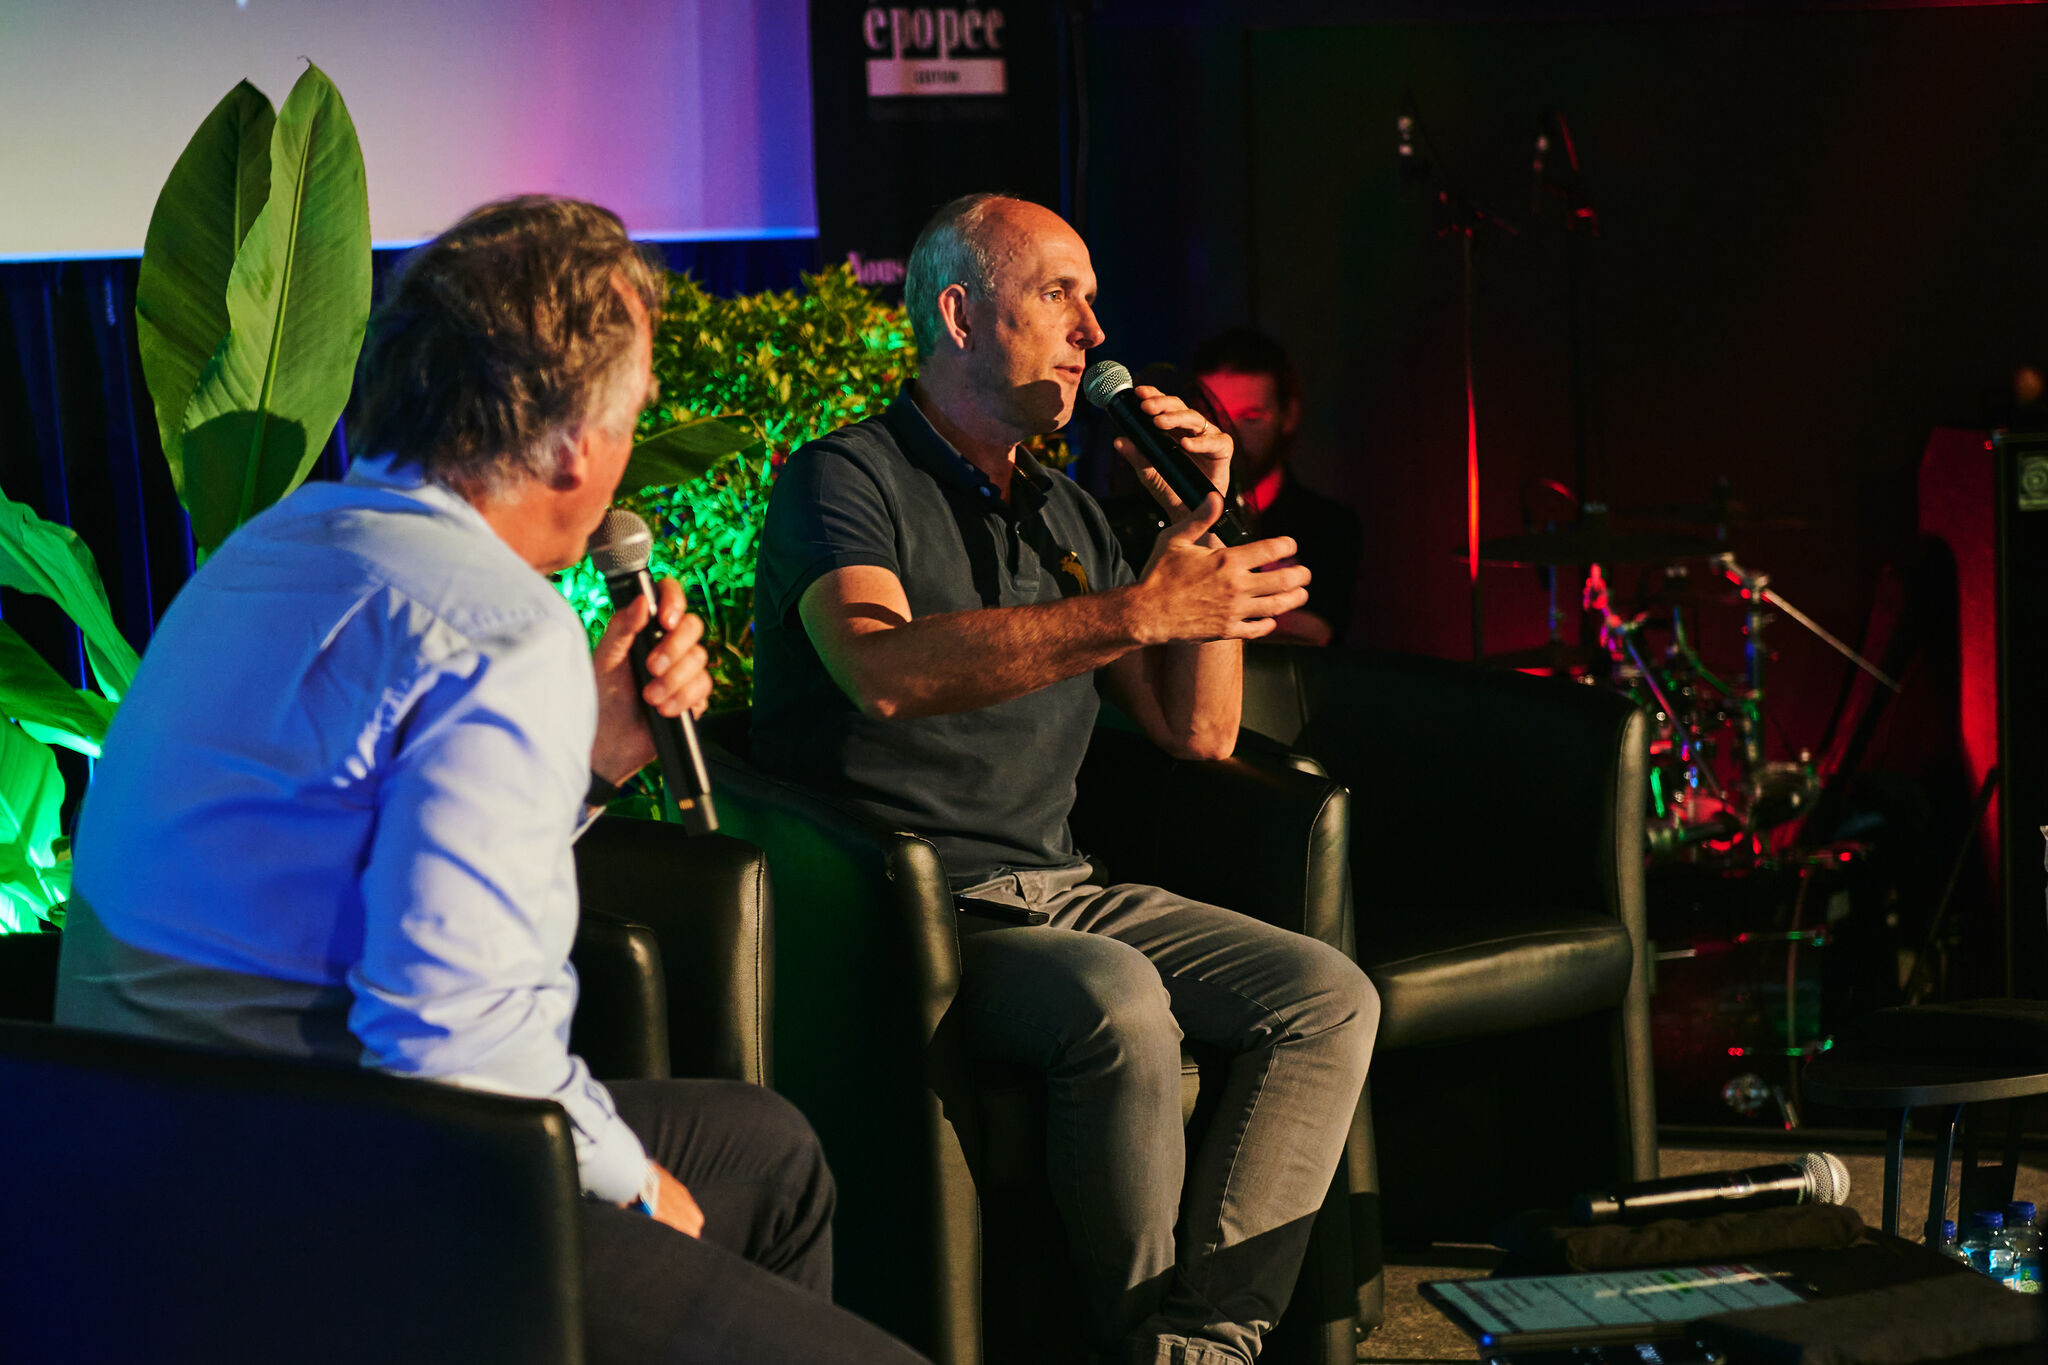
[
  {"xmin": 699, "ymin": 711, "xmax": 1364, "ymax": 1365},
  {"xmin": 1242, "ymin": 645, "xmax": 1657, "ymax": 1269}
]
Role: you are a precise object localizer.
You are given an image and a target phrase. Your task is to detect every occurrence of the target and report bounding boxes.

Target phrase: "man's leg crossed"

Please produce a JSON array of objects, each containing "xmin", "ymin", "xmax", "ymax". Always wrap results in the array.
[{"xmin": 582, "ymin": 1078, "xmax": 929, "ymax": 1364}]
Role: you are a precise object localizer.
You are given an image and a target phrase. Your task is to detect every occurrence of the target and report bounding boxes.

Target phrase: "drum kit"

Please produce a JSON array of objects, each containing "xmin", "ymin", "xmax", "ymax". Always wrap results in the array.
[
  {"xmin": 1473, "ymin": 492, "xmax": 1905, "ymax": 1127},
  {"xmin": 1474, "ymin": 495, "xmax": 1899, "ymax": 861}
]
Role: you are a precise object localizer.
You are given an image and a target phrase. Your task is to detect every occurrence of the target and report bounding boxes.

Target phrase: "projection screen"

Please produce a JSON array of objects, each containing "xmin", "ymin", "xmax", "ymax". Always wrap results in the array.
[{"xmin": 0, "ymin": 0, "xmax": 817, "ymax": 259}]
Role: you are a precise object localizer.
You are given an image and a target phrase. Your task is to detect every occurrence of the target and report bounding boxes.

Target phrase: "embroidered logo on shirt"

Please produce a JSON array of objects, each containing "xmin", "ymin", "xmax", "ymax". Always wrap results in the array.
[{"xmin": 1054, "ymin": 550, "xmax": 1090, "ymax": 596}]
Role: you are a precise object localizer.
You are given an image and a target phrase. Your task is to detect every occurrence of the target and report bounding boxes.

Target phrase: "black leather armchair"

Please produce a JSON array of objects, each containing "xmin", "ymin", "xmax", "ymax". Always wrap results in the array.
[
  {"xmin": 1240, "ymin": 646, "xmax": 1657, "ymax": 1260},
  {"xmin": 698, "ymin": 712, "xmax": 1363, "ymax": 1365},
  {"xmin": 0, "ymin": 814, "xmax": 773, "ymax": 1362},
  {"xmin": 0, "ymin": 1019, "xmax": 586, "ymax": 1365}
]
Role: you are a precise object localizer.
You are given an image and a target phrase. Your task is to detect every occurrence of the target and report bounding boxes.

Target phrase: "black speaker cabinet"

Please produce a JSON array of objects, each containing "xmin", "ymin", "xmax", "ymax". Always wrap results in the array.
[{"xmin": 1921, "ymin": 427, "xmax": 2048, "ymax": 998}]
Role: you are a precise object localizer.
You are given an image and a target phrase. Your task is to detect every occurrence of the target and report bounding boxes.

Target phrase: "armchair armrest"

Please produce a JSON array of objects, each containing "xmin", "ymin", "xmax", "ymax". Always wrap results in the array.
[
  {"xmin": 1070, "ymin": 725, "xmax": 1353, "ymax": 952},
  {"xmin": 569, "ymin": 910, "xmax": 670, "ymax": 1081},
  {"xmin": 699, "ymin": 716, "xmax": 980, "ymax": 1364}
]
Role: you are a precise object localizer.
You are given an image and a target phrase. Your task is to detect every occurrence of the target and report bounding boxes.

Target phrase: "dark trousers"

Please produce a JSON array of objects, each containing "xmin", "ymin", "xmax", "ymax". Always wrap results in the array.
[{"xmin": 582, "ymin": 1078, "xmax": 929, "ymax": 1365}]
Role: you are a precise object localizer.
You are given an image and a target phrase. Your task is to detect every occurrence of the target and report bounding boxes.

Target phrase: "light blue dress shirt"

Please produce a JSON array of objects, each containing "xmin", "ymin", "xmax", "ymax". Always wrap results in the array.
[{"xmin": 57, "ymin": 452, "xmax": 650, "ymax": 1203}]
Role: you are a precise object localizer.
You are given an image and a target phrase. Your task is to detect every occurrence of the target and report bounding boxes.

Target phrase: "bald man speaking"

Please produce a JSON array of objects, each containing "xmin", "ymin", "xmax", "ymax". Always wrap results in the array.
[{"xmin": 751, "ymin": 194, "xmax": 1379, "ymax": 1365}]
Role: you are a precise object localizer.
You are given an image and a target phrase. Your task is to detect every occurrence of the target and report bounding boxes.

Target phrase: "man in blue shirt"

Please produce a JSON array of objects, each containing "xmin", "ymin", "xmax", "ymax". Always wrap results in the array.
[
  {"xmin": 57, "ymin": 196, "xmax": 924, "ymax": 1365},
  {"xmin": 754, "ymin": 194, "xmax": 1379, "ymax": 1365}
]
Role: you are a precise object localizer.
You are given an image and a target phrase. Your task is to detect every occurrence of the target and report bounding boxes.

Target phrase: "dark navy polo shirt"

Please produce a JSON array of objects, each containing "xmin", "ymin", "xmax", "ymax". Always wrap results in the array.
[{"xmin": 752, "ymin": 386, "xmax": 1138, "ymax": 882}]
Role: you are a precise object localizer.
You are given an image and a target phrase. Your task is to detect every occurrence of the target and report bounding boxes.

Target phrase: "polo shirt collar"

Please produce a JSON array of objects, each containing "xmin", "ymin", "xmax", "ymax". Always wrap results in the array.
[{"xmin": 883, "ymin": 384, "xmax": 1052, "ymax": 519}]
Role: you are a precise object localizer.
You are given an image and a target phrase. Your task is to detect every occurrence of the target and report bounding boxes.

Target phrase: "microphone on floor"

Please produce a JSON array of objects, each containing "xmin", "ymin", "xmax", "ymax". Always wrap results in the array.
[
  {"xmin": 587, "ymin": 508, "xmax": 718, "ymax": 835},
  {"xmin": 1572, "ymin": 1152, "xmax": 1851, "ymax": 1226}
]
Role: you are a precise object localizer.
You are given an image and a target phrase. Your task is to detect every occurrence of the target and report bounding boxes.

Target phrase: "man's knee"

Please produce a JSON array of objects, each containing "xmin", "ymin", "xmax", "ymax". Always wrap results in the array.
[
  {"xmin": 972, "ymin": 934, "xmax": 1183, "ymax": 1077},
  {"xmin": 1285, "ymin": 938, "xmax": 1380, "ymax": 1049},
  {"xmin": 1055, "ymin": 942, "xmax": 1183, "ymax": 1057},
  {"xmin": 731, "ymin": 1082, "xmax": 831, "ymax": 1177}
]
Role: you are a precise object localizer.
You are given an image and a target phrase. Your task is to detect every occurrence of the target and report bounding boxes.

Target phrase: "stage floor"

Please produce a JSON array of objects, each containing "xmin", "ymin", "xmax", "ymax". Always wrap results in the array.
[{"xmin": 1360, "ymin": 1144, "xmax": 2048, "ymax": 1361}]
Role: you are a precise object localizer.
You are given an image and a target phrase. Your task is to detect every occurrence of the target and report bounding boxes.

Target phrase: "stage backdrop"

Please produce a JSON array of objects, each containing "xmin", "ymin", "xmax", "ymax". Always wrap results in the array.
[
  {"xmin": 0, "ymin": 0, "xmax": 817, "ymax": 258},
  {"xmin": 1084, "ymin": 3, "xmax": 2048, "ymax": 755},
  {"xmin": 807, "ymin": 0, "xmax": 1068, "ymax": 297}
]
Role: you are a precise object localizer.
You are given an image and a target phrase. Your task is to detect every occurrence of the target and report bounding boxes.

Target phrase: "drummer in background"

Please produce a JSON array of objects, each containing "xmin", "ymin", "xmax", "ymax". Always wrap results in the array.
[{"xmin": 1192, "ymin": 327, "xmax": 1362, "ymax": 646}]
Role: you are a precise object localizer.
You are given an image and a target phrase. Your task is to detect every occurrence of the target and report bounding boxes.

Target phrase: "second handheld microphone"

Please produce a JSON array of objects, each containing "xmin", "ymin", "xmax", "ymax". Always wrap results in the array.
[
  {"xmin": 586, "ymin": 508, "xmax": 718, "ymax": 835},
  {"xmin": 1083, "ymin": 360, "xmax": 1251, "ymax": 547},
  {"xmin": 1572, "ymin": 1152, "xmax": 1850, "ymax": 1226}
]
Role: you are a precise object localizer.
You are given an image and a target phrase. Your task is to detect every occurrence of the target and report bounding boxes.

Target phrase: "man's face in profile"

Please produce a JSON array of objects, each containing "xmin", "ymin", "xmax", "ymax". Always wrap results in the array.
[{"xmin": 963, "ymin": 202, "xmax": 1104, "ymax": 436}]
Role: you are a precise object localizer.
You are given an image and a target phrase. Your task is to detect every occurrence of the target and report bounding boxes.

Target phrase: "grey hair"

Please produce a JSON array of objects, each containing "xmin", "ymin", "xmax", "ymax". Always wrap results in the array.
[
  {"xmin": 355, "ymin": 195, "xmax": 665, "ymax": 498},
  {"xmin": 902, "ymin": 192, "xmax": 1010, "ymax": 355}
]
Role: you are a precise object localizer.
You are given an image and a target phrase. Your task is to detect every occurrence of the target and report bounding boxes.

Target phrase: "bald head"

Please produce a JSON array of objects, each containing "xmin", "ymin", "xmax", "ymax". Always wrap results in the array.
[
  {"xmin": 900, "ymin": 193, "xmax": 1104, "ymax": 444},
  {"xmin": 904, "ymin": 194, "xmax": 1083, "ymax": 355}
]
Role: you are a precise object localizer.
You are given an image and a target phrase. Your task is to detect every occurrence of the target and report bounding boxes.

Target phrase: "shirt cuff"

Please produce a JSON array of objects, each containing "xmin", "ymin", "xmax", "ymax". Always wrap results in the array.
[{"xmin": 576, "ymin": 1105, "xmax": 653, "ymax": 1204}]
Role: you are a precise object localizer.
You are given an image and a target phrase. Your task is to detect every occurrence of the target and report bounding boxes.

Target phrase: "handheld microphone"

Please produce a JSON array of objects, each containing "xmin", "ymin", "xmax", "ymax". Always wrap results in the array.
[
  {"xmin": 586, "ymin": 508, "xmax": 718, "ymax": 835},
  {"xmin": 1082, "ymin": 361, "xmax": 1251, "ymax": 547},
  {"xmin": 1573, "ymin": 1152, "xmax": 1850, "ymax": 1226}
]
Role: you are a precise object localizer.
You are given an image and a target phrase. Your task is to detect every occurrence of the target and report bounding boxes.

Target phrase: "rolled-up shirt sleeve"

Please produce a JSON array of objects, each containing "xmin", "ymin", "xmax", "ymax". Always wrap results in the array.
[{"xmin": 347, "ymin": 610, "xmax": 649, "ymax": 1203}]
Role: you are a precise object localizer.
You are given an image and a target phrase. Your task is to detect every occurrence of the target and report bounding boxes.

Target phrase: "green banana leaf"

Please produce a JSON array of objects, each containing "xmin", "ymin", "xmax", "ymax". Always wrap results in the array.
[
  {"xmin": 0, "ymin": 624, "xmax": 116, "ymax": 758},
  {"xmin": 0, "ymin": 492, "xmax": 139, "ymax": 702},
  {"xmin": 178, "ymin": 63, "xmax": 371, "ymax": 553},
  {"xmin": 136, "ymin": 79, "xmax": 275, "ymax": 508},
  {"xmin": 619, "ymin": 415, "xmax": 764, "ymax": 495},
  {"xmin": 0, "ymin": 718, "xmax": 66, "ymax": 931}
]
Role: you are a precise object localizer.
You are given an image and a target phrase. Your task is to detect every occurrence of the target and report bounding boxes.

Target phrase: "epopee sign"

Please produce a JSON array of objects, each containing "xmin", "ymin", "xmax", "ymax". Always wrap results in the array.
[{"xmin": 863, "ymin": 6, "xmax": 1008, "ymax": 97}]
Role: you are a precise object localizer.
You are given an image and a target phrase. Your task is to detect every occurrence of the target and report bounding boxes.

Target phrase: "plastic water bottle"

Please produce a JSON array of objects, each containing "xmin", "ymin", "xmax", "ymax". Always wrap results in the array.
[
  {"xmin": 2004, "ymin": 1202, "xmax": 2043, "ymax": 1294},
  {"xmin": 1966, "ymin": 1210, "xmax": 2014, "ymax": 1282},
  {"xmin": 1937, "ymin": 1219, "xmax": 1973, "ymax": 1266}
]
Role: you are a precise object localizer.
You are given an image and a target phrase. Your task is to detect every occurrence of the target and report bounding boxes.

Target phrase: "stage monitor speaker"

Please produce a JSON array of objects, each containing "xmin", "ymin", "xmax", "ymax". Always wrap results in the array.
[{"xmin": 1920, "ymin": 426, "xmax": 2048, "ymax": 998}]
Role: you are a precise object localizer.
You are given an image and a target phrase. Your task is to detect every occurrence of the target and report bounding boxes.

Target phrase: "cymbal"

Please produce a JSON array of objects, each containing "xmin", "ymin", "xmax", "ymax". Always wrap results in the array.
[
  {"xmin": 1481, "ymin": 640, "xmax": 1604, "ymax": 674},
  {"xmin": 1473, "ymin": 526, "xmax": 1723, "ymax": 567},
  {"xmin": 1615, "ymin": 501, "xmax": 1813, "ymax": 532}
]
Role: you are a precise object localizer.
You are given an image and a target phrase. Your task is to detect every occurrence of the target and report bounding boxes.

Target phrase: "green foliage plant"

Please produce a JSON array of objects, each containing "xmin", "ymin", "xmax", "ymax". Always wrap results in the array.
[
  {"xmin": 555, "ymin": 265, "xmax": 917, "ymax": 716},
  {"xmin": 0, "ymin": 493, "xmax": 140, "ymax": 930},
  {"xmin": 0, "ymin": 63, "xmax": 369, "ymax": 929},
  {"xmin": 136, "ymin": 64, "xmax": 372, "ymax": 557}
]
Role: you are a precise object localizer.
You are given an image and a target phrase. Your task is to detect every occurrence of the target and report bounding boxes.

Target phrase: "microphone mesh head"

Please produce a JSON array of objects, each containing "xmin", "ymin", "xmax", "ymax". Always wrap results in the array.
[
  {"xmin": 1802, "ymin": 1151, "xmax": 1851, "ymax": 1205},
  {"xmin": 587, "ymin": 507, "xmax": 653, "ymax": 575},
  {"xmin": 1082, "ymin": 360, "xmax": 1133, "ymax": 411}
]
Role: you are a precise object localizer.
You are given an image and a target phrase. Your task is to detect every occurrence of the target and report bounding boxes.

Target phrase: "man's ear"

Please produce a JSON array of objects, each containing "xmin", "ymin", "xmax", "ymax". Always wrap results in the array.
[
  {"xmin": 550, "ymin": 428, "xmax": 596, "ymax": 492},
  {"xmin": 936, "ymin": 283, "xmax": 974, "ymax": 352},
  {"xmin": 1282, "ymin": 395, "xmax": 1302, "ymax": 438}
]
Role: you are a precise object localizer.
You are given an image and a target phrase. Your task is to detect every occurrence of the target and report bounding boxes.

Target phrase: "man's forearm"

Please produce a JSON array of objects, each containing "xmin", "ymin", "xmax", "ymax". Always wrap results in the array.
[
  {"xmin": 828, "ymin": 587, "xmax": 1148, "ymax": 720},
  {"xmin": 1147, "ymin": 637, "xmax": 1243, "ymax": 758}
]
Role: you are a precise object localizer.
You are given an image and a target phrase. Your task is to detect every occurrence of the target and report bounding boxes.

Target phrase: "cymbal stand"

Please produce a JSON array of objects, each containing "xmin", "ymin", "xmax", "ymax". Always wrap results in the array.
[
  {"xmin": 1722, "ymin": 556, "xmax": 1773, "ymax": 777},
  {"xmin": 1587, "ymin": 565, "xmax": 1722, "ymax": 800},
  {"xmin": 1713, "ymin": 553, "xmax": 1903, "ymax": 779}
]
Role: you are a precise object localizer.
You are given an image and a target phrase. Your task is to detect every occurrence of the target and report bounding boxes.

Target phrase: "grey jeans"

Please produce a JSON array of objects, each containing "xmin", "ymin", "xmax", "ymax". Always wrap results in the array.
[{"xmin": 952, "ymin": 864, "xmax": 1379, "ymax": 1365}]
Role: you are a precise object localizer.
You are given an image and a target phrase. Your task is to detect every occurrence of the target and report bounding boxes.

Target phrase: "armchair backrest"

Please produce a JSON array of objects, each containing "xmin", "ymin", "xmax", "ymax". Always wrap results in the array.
[
  {"xmin": 1070, "ymin": 725, "xmax": 1354, "ymax": 953},
  {"xmin": 574, "ymin": 818, "xmax": 774, "ymax": 1086},
  {"xmin": 1243, "ymin": 645, "xmax": 1648, "ymax": 921},
  {"xmin": 0, "ymin": 929, "xmax": 60, "ymax": 1021},
  {"xmin": 0, "ymin": 1019, "xmax": 583, "ymax": 1365}
]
